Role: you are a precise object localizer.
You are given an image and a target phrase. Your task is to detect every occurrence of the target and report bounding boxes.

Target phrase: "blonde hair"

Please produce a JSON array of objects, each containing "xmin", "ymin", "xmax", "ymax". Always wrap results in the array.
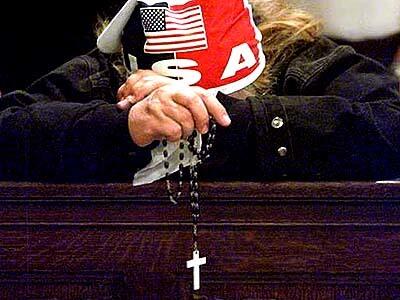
[
  {"xmin": 95, "ymin": 16, "xmax": 109, "ymax": 39},
  {"xmin": 249, "ymin": 0, "xmax": 322, "ymax": 93}
]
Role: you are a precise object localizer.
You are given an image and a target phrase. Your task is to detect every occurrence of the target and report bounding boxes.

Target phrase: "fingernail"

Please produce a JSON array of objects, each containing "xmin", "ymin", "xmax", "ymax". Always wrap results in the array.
[
  {"xmin": 116, "ymin": 100, "xmax": 128, "ymax": 110},
  {"xmin": 126, "ymin": 95, "xmax": 135, "ymax": 104},
  {"xmin": 223, "ymin": 114, "xmax": 231, "ymax": 126},
  {"xmin": 201, "ymin": 125, "xmax": 209, "ymax": 134}
]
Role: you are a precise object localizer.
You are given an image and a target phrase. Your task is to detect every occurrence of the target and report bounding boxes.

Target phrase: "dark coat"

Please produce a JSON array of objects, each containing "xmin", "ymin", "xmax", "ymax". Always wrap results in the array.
[{"xmin": 1, "ymin": 37, "xmax": 399, "ymax": 182}]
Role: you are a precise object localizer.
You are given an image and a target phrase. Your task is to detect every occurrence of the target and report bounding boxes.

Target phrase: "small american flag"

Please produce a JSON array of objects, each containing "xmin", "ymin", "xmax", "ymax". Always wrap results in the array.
[{"xmin": 140, "ymin": 5, "xmax": 208, "ymax": 54}]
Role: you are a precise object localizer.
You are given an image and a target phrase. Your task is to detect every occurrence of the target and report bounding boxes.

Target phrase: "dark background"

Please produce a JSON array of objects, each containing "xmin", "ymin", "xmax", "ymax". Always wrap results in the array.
[{"xmin": 0, "ymin": 1, "xmax": 125, "ymax": 93}]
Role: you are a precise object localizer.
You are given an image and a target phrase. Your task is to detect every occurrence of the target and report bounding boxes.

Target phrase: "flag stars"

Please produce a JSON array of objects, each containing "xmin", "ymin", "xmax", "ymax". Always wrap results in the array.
[{"xmin": 140, "ymin": 9, "xmax": 166, "ymax": 32}]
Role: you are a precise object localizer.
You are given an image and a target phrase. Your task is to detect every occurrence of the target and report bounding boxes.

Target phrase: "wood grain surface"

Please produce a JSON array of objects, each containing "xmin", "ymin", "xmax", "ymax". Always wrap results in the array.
[{"xmin": 0, "ymin": 181, "xmax": 399, "ymax": 299}]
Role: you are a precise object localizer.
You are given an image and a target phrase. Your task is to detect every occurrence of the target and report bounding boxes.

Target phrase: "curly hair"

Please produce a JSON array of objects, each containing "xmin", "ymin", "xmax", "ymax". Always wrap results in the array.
[{"xmin": 248, "ymin": 0, "xmax": 322, "ymax": 93}]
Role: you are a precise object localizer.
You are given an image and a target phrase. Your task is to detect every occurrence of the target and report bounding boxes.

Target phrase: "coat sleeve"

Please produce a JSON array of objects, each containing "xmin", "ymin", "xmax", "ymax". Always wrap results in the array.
[
  {"xmin": 25, "ymin": 49, "xmax": 122, "ymax": 104},
  {"xmin": 210, "ymin": 41, "xmax": 400, "ymax": 181},
  {"xmin": 0, "ymin": 49, "xmax": 152, "ymax": 183},
  {"xmin": 0, "ymin": 92, "xmax": 151, "ymax": 182}
]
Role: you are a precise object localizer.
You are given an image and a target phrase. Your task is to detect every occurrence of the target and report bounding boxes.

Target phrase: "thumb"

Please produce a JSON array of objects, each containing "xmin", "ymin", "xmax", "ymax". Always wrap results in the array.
[{"xmin": 116, "ymin": 96, "xmax": 135, "ymax": 111}]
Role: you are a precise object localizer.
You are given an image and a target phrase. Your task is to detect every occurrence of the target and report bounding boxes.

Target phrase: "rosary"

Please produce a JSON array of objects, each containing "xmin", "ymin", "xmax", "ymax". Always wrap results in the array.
[{"xmin": 162, "ymin": 119, "xmax": 217, "ymax": 291}]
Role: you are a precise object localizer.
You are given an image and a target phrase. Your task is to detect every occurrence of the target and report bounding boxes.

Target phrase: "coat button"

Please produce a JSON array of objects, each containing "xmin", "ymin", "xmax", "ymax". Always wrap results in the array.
[
  {"xmin": 272, "ymin": 117, "xmax": 284, "ymax": 129},
  {"xmin": 278, "ymin": 147, "xmax": 288, "ymax": 157}
]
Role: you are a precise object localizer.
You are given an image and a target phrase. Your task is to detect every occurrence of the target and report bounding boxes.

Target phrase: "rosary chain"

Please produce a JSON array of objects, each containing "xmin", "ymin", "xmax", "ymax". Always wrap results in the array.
[
  {"xmin": 164, "ymin": 140, "xmax": 185, "ymax": 204},
  {"xmin": 163, "ymin": 119, "xmax": 217, "ymax": 252}
]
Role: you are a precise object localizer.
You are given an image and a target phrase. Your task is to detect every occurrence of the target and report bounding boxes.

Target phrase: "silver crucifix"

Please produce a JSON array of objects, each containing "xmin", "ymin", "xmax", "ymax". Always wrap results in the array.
[{"xmin": 186, "ymin": 250, "xmax": 206, "ymax": 290}]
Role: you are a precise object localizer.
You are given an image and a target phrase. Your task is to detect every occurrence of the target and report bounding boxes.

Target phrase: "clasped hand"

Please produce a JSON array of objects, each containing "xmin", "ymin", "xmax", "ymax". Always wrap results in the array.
[{"xmin": 117, "ymin": 70, "xmax": 231, "ymax": 147}]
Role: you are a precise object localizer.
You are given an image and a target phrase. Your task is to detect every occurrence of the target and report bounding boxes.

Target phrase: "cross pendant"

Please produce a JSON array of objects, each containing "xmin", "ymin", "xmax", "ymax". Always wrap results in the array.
[{"xmin": 186, "ymin": 250, "xmax": 206, "ymax": 290}]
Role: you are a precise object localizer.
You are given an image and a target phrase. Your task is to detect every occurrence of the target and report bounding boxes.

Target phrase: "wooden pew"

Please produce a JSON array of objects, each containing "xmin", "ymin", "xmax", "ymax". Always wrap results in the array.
[{"xmin": 0, "ymin": 182, "xmax": 400, "ymax": 299}]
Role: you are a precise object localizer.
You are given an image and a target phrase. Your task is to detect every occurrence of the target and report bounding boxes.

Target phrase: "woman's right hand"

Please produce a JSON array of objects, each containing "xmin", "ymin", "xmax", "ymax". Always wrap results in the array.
[{"xmin": 128, "ymin": 83, "xmax": 231, "ymax": 147}]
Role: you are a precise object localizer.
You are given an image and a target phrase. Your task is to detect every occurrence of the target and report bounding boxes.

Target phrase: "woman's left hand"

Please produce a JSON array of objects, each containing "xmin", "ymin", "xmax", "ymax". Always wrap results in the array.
[{"xmin": 117, "ymin": 69, "xmax": 177, "ymax": 110}]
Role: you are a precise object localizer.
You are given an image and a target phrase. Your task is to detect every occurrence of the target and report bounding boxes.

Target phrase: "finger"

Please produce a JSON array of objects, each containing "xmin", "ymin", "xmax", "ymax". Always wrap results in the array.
[
  {"xmin": 154, "ymin": 117, "xmax": 183, "ymax": 143},
  {"xmin": 117, "ymin": 77, "xmax": 141, "ymax": 101},
  {"xmin": 161, "ymin": 102, "xmax": 195, "ymax": 139},
  {"xmin": 116, "ymin": 98, "xmax": 134, "ymax": 111},
  {"xmin": 117, "ymin": 70, "xmax": 147, "ymax": 100},
  {"xmin": 117, "ymin": 70, "xmax": 177, "ymax": 102},
  {"xmin": 134, "ymin": 79, "xmax": 175, "ymax": 101},
  {"xmin": 117, "ymin": 83, "xmax": 128, "ymax": 101},
  {"xmin": 128, "ymin": 98, "xmax": 182, "ymax": 146},
  {"xmin": 192, "ymin": 86, "xmax": 231, "ymax": 127},
  {"xmin": 145, "ymin": 96, "xmax": 184, "ymax": 142},
  {"xmin": 158, "ymin": 87, "xmax": 210, "ymax": 134}
]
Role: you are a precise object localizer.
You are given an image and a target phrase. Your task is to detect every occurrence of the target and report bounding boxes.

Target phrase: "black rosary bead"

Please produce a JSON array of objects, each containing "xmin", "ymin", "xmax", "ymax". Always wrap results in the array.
[
  {"xmin": 191, "ymin": 202, "xmax": 200, "ymax": 213},
  {"xmin": 190, "ymin": 181, "xmax": 199, "ymax": 191},
  {"xmin": 163, "ymin": 150, "xmax": 168, "ymax": 158},
  {"xmin": 164, "ymin": 161, "xmax": 169, "ymax": 169},
  {"xmin": 192, "ymin": 213, "xmax": 200, "ymax": 223},
  {"xmin": 179, "ymin": 152, "xmax": 185, "ymax": 161},
  {"xmin": 190, "ymin": 191, "xmax": 199, "ymax": 199}
]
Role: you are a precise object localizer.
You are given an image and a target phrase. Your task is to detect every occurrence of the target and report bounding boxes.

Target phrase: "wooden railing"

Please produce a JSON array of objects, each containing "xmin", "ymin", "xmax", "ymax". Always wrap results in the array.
[{"xmin": 0, "ymin": 181, "xmax": 400, "ymax": 299}]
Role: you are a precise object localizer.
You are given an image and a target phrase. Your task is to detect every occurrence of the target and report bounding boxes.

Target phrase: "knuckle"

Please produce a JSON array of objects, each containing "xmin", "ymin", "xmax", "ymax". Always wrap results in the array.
[
  {"xmin": 154, "ymin": 87, "xmax": 167, "ymax": 97},
  {"xmin": 170, "ymin": 124, "xmax": 181, "ymax": 136},
  {"xmin": 135, "ymin": 70, "xmax": 146, "ymax": 78},
  {"xmin": 167, "ymin": 125, "xmax": 181, "ymax": 141},
  {"xmin": 142, "ymin": 127, "xmax": 154, "ymax": 140},
  {"xmin": 143, "ymin": 81, "xmax": 158, "ymax": 94},
  {"xmin": 126, "ymin": 75, "xmax": 136, "ymax": 85},
  {"xmin": 156, "ymin": 88, "xmax": 172, "ymax": 102},
  {"xmin": 131, "ymin": 88, "xmax": 142, "ymax": 101},
  {"xmin": 158, "ymin": 85, "xmax": 171, "ymax": 94},
  {"xmin": 192, "ymin": 95, "xmax": 205, "ymax": 109},
  {"xmin": 146, "ymin": 98, "xmax": 161, "ymax": 114}
]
